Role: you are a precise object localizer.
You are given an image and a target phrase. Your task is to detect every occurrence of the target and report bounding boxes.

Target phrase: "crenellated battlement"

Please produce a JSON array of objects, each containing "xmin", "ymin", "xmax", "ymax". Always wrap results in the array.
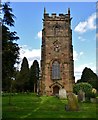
[
  {"xmin": 44, "ymin": 13, "xmax": 70, "ymax": 19},
  {"xmin": 44, "ymin": 8, "xmax": 70, "ymax": 20}
]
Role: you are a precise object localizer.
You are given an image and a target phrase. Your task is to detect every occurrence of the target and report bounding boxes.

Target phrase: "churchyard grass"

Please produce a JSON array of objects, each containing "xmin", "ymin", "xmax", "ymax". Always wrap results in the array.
[{"xmin": 2, "ymin": 93, "xmax": 97, "ymax": 118}]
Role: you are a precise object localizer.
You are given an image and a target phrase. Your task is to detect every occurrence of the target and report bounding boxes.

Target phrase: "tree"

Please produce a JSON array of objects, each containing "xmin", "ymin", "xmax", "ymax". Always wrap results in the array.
[
  {"xmin": 2, "ymin": 2, "xmax": 20, "ymax": 91},
  {"xmin": 16, "ymin": 57, "xmax": 29, "ymax": 92},
  {"xmin": 29, "ymin": 60, "xmax": 39, "ymax": 93},
  {"xmin": 2, "ymin": 2, "xmax": 15, "ymax": 26},
  {"xmin": 29, "ymin": 64, "xmax": 34, "ymax": 92},
  {"xmin": 78, "ymin": 67, "xmax": 98, "ymax": 91}
]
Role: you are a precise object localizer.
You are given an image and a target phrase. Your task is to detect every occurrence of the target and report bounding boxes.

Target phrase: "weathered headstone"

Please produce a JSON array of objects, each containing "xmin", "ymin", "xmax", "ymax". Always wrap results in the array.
[
  {"xmin": 59, "ymin": 88, "xmax": 67, "ymax": 99},
  {"xmin": 78, "ymin": 90, "xmax": 85, "ymax": 102},
  {"xmin": 65, "ymin": 93, "xmax": 79, "ymax": 111},
  {"xmin": 90, "ymin": 98, "xmax": 96, "ymax": 103}
]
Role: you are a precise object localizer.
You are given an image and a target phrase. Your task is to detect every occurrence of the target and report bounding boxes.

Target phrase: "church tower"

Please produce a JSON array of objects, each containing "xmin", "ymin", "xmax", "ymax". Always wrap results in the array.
[{"xmin": 40, "ymin": 8, "xmax": 75, "ymax": 95}]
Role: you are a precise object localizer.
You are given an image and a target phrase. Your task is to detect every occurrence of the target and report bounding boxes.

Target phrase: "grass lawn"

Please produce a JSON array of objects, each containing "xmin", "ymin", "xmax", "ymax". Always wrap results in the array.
[{"xmin": 2, "ymin": 93, "xmax": 97, "ymax": 118}]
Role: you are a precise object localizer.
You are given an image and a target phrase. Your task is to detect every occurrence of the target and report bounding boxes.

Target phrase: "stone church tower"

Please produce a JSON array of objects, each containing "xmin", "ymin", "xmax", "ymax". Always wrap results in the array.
[{"xmin": 40, "ymin": 8, "xmax": 75, "ymax": 96}]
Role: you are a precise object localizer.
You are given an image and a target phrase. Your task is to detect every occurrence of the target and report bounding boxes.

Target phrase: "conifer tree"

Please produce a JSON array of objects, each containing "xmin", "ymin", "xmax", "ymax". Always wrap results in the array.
[
  {"xmin": 29, "ymin": 60, "xmax": 39, "ymax": 92},
  {"xmin": 16, "ymin": 57, "xmax": 29, "ymax": 92},
  {"xmin": 78, "ymin": 67, "xmax": 98, "ymax": 90},
  {"xmin": 2, "ymin": 2, "xmax": 20, "ymax": 91}
]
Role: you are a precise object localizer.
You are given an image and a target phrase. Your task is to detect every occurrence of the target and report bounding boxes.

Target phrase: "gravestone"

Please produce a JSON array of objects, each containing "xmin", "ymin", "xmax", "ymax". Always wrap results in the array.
[
  {"xmin": 59, "ymin": 88, "xmax": 67, "ymax": 99},
  {"xmin": 78, "ymin": 90, "xmax": 85, "ymax": 102},
  {"xmin": 96, "ymin": 98, "xmax": 98, "ymax": 104},
  {"xmin": 65, "ymin": 93, "xmax": 79, "ymax": 111}
]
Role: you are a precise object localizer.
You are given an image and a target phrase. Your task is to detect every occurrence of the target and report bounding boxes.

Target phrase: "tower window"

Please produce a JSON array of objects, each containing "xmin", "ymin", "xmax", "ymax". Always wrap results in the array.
[{"xmin": 52, "ymin": 61, "xmax": 60, "ymax": 80}]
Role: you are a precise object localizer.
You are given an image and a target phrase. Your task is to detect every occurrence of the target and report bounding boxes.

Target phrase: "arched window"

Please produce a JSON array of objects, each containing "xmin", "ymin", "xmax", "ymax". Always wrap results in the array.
[{"xmin": 52, "ymin": 61, "xmax": 60, "ymax": 80}]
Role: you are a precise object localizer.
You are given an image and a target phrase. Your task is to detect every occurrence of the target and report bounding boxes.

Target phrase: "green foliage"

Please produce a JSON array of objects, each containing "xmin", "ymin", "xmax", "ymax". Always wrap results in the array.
[
  {"xmin": 2, "ymin": 2, "xmax": 20, "ymax": 91},
  {"xmin": 16, "ymin": 57, "xmax": 29, "ymax": 92},
  {"xmin": 2, "ymin": 2, "xmax": 15, "ymax": 26},
  {"xmin": 2, "ymin": 93, "xmax": 97, "ymax": 118},
  {"xmin": 88, "ymin": 92, "xmax": 97, "ymax": 98},
  {"xmin": 29, "ymin": 60, "xmax": 40, "ymax": 92},
  {"xmin": 21, "ymin": 57, "xmax": 29, "ymax": 71},
  {"xmin": 15, "ymin": 59, "xmax": 40, "ymax": 92},
  {"xmin": 78, "ymin": 67, "xmax": 98, "ymax": 91},
  {"xmin": 73, "ymin": 82, "xmax": 92, "ymax": 97}
]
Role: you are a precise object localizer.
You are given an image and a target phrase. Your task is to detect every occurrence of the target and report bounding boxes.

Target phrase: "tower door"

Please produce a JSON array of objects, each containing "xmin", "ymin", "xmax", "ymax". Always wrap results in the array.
[{"xmin": 53, "ymin": 86, "xmax": 59, "ymax": 95}]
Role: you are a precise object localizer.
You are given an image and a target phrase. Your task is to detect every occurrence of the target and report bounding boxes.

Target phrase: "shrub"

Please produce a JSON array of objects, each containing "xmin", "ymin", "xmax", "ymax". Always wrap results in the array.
[
  {"xmin": 87, "ymin": 88, "xmax": 98, "ymax": 98},
  {"xmin": 90, "ymin": 92, "xmax": 97, "ymax": 98},
  {"xmin": 73, "ymin": 82, "xmax": 92, "ymax": 98}
]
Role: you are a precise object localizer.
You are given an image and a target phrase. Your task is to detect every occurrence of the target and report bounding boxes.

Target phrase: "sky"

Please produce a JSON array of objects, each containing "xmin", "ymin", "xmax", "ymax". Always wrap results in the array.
[{"xmin": 3, "ymin": 1, "xmax": 97, "ymax": 82}]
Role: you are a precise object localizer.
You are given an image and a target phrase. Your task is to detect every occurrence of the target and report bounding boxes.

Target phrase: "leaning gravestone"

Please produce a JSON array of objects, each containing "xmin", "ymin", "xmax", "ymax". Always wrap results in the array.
[
  {"xmin": 65, "ymin": 93, "xmax": 79, "ymax": 111},
  {"xmin": 59, "ymin": 88, "xmax": 67, "ymax": 99},
  {"xmin": 78, "ymin": 90, "xmax": 85, "ymax": 102}
]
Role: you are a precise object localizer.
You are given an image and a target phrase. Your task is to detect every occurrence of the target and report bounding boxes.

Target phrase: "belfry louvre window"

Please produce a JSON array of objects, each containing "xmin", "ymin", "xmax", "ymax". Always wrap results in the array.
[{"xmin": 52, "ymin": 61, "xmax": 60, "ymax": 79}]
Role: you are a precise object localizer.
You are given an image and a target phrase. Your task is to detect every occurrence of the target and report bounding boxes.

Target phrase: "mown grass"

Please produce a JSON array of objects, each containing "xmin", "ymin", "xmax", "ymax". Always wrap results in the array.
[{"xmin": 2, "ymin": 93, "xmax": 97, "ymax": 118}]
